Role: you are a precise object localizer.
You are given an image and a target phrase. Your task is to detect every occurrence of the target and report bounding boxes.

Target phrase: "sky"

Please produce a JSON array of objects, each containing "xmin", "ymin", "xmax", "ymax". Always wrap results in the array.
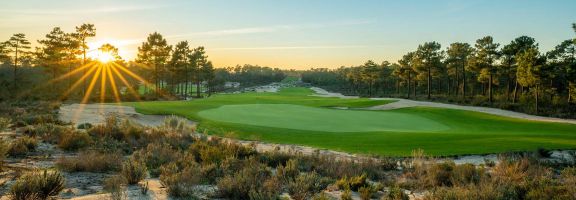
[{"xmin": 1, "ymin": 0, "xmax": 575, "ymax": 69}]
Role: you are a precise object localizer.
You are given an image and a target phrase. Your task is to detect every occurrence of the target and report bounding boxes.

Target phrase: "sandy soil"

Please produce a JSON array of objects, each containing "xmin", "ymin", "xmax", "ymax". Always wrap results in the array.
[{"xmin": 59, "ymin": 103, "xmax": 195, "ymax": 127}]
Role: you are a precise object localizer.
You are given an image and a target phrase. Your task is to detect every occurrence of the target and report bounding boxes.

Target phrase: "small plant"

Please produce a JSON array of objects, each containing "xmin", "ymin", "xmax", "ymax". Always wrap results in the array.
[
  {"xmin": 159, "ymin": 162, "xmax": 202, "ymax": 198},
  {"xmin": 56, "ymin": 151, "xmax": 122, "ymax": 172},
  {"xmin": 341, "ymin": 188, "xmax": 352, "ymax": 200},
  {"xmin": 287, "ymin": 172, "xmax": 331, "ymax": 200},
  {"xmin": 9, "ymin": 170, "xmax": 65, "ymax": 200},
  {"xmin": 8, "ymin": 136, "xmax": 38, "ymax": 157},
  {"xmin": 359, "ymin": 186, "xmax": 373, "ymax": 200},
  {"xmin": 336, "ymin": 173, "xmax": 369, "ymax": 191},
  {"xmin": 77, "ymin": 122, "xmax": 93, "ymax": 129},
  {"xmin": 382, "ymin": 185, "xmax": 409, "ymax": 200},
  {"xmin": 58, "ymin": 131, "xmax": 92, "ymax": 151},
  {"xmin": 0, "ymin": 117, "xmax": 12, "ymax": 130},
  {"xmin": 121, "ymin": 158, "xmax": 148, "ymax": 185},
  {"xmin": 104, "ymin": 175, "xmax": 127, "ymax": 200},
  {"xmin": 313, "ymin": 192, "xmax": 331, "ymax": 200},
  {"xmin": 0, "ymin": 139, "xmax": 9, "ymax": 171}
]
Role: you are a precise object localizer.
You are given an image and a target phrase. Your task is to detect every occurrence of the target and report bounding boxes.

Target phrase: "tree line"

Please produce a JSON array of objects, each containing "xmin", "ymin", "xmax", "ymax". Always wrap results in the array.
[{"xmin": 303, "ymin": 23, "xmax": 576, "ymax": 118}]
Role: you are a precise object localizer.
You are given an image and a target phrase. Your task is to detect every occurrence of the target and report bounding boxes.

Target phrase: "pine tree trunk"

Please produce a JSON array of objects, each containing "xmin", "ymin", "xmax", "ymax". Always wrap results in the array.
[
  {"xmin": 535, "ymin": 85, "xmax": 539, "ymax": 114},
  {"xmin": 407, "ymin": 72, "xmax": 411, "ymax": 99},
  {"xmin": 489, "ymin": 73, "xmax": 493, "ymax": 104},
  {"xmin": 427, "ymin": 66, "xmax": 431, "ymax": 99},
  {"xmin": 513, "ymin": 80, "xmax": 519, "ymax": 103}
]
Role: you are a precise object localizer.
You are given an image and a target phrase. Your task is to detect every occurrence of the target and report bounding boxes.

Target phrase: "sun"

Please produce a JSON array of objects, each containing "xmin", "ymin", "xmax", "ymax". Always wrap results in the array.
[{"xmin": 97, "ymin": 51, "xmax": 115, "ymax": 63}]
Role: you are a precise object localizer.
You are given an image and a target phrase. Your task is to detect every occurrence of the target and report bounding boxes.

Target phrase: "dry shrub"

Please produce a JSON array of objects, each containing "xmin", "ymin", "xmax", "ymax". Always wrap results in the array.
[
  {"xmin": 340, "ymin": 188, "xmax": 352, "ymax": 200},
  {"xmin": 216, "ymin": 159, "xmax": 273, "ymax": 200},
  {"xmin": 426, "ymin": 162, "xmax": 455, "ymax": 187},
  {"xmin": 121, "ymin": 158, "xmax": 148, "ymax": 185},
  {"xmin": 276, "ymin": 158, "xmax": 299, "ymax": 182},
  {"xmin": 287, "ymin": 172, "xmax": 331, "ymax": 200},
  {"xmin": 159, "ymin": 162, "xmax": 202, "ymax": 198},
  {"xmin": 336, "ymin": 173, "xmax": 369, "ymax": 191},
  {"xmin": 8, "ymin": 136, "xmax": 38, "ymax": 157},
  {"xmin": 0, "ymin": 117, "xmax": 11, "ymax": 130},
  {"xmin": 58, "ymin": 131, "xmax": 92, "ymax": 151},
  {"xmin": 382, "ymin": 185, "xmax": 409, "ymax": 200},
  {"xmin": 104, "ymin": 175, "xmax": 127, "ymax": 200},
  {"xmin": 56, "ymin": 150, "xmax": 122, "ymax": 172},
  {"xmin": 0, "ymin": 139, "xmax": 9, "ymax": 171},
  {"xmin": 133, "ymin": 142, "xmax": 181, "ymax": 177},
  {"xmin": 9, "ymin": 170, "xmax": 65, "ymax": 200}
]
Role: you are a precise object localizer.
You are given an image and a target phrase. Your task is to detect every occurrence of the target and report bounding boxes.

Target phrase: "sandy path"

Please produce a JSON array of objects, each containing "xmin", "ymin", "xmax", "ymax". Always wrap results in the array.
[
  {"xmin": 310, "ymin": 87, "xmax": 576, "ymax": 124},
  {"xmin": 59, "ymin": 104, "xmax": 195, "ymax": 127}
]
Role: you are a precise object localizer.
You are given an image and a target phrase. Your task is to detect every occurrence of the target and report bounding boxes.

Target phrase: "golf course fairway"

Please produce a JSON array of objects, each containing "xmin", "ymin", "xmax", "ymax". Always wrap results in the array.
[{"xmin": 129, "ymin": 87, "xmax": 576, "ymax": 156}]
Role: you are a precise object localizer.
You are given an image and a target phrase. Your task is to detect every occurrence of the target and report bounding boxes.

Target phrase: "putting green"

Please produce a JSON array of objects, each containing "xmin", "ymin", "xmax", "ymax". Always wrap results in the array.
[{"xmin": 198, "ymin": 104, "xmax": 449, "ymax": 132}]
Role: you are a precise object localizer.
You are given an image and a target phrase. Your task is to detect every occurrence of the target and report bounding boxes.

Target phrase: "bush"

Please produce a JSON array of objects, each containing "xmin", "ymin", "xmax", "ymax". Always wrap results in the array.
[
  {"xmin": 121, "ymin": 158, "xmax": 148, "ymax": 185},
  {"xmin": 77, "ymin": 123, "xmax": 93, "ymax": 130},
  {"xmin": 159, "ymin": 162, "xmax": 202, "ymax": 198},
  {"xmin": 451, "ymin": 163, "xmax": 482, "ymax": 186},
  {"xmin": 104, "ymin": 175, "xmax": 127, "ymax": 200},
  {"xmin": 134, "ymin": 143, "xmax": 182, "ymax": 177},
  {"xmin": 336, "ymin": 173, "xmax": 369, "ymax": 191},
  {"xmin": 56, "ymin": 151, "xmax": 122, "ymax": 172},
  {"xmin": 382, "ymin": 185, "xmax": 409, "ymax": 200},
  {"xmin": 0, "ymin": 139, "xmax": 8, "ymax": 171},
  {"xmin": 58, "ymin": 131, "xmax": 92, "ymax": 151},
  {"xmin": 359, "ymin": 186, "xmax": 374, "ymax": 200},
  {"xmin": 0, "ymin": 117, "xmax": 11, "ymax": 130},
  {"xmin": 287, "ymin": 172, "xmax": 331, "ymax": 200},
  {"xmin": 277, "ymin": 158, "xmax": 300, "ymax": 181},
  {"xmin": 426, "ymin": 162, "xmax": 455, "ymax": 187},
  {"xmin": 9, "ymin": 170, "xmax": 65, "ymax": 200},
  {"xmin": 217, "ymin": 160, "xmax": 273, "ymax": 199},
  {"xmin": 8, "ymin": 136, "xmax": 38, "ymax": 157},
  {"xmin": 341, "ymin": 188, "xmax": 352, "ymax": 200}
]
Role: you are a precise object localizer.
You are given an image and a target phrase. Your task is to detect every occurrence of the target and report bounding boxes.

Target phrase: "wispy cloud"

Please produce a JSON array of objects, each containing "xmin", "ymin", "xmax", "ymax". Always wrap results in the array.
[
  {"xmin": 0, "ymin": 5, "xmax": 162, "ymax": 15},
  {"xmin": 166, "ymin": 19, "xmax": 374, "ymax": 38},
  {"xmin": 211, "ymin": 45, "xmax": 371, "ymax": 51}
]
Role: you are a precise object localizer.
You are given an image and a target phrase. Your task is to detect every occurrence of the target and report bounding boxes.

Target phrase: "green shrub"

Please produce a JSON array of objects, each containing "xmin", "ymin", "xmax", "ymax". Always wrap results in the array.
[
  {"xmin": 9, "ymin": 170, "xmax": 65, "ymax": 200},
  {"xmin": 121, "ymin": 158, "xmax": 148, "ymax": 185},
  {"xmin": 8, "ymin": 136, "xmax": 38, "ymax": 157},
  {"xmin": 58, "ymin": 131, "xmax": 92, "ymax": 151},
  {"xmin": 77, "ymin": 123, "xmax": 93, "ymax": 130},
  {"xmin": 312, "ymin": 192, "xmax": 331, "ymax": 200},
  {"xmin": 56, "ymin": 151, "xmax": 122, "ymax": 172},
  {"xmin": 277, "ymin": 158, "xmax": 300, "ymax": 181}
]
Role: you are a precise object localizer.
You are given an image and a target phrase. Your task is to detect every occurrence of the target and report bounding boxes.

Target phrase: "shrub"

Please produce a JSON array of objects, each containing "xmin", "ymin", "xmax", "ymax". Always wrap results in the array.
[
  {"xmin": 77, "ymin": 123, "xmax": 93, "ymax": 130},
  {"xmin": 0, "ymin": 139, "xmax": 8, "ymax": 171},
  {"xmin": 287, "ymin": 172, "xmax": 331, "ymax": 200},
  {"xmin": 159, "ymin": 162, "xmax": 202, "ymax": 198},
  {"xmin": 313, "ymin": 192, "xmax": 331, "ymax": 200},
  {"xmin": 277, "ymin": 158, "xmax": 300, "ymax": 181},
  {"xmin": 133, "ymin": 143, "xmax": 181, "ymax": 177},
  {"xmin": 426, "ymin": 162, "xmax": 455, "ymax": 187},
  {"xmin": 359, "ymin": 186, "xmax": 374, "ymax": 200},
  {"xmin": 341, "ymin": 188, "xmax": 352, "ymax": 200},
  {"xmin": 104, "ymin": 175, "xmax": 127, "ymax": 200},
  {"xmin": 56, "ymin": 151, "xmax": 122, "ymax": 172},
  {"xmin": 336, "ymin": 173, "xmax": 369, "ymax": 191},
  {"xmin": 57, "ymin": 131, "xmax": 91, "ymax": 151},
  {"xmin": 8, "ymin": 136, "xmax": 38, "ymax": 157},
  {"xmin": 9, "ymin": 170, "xmax": 65, "ymax": 200},
  {"xmin": 451, "ymin": 163, "xmax": 482, "ymax": 186},
  {"xmin": 0, "ymin": 117, "xmax": 11, "ymax": 130},
  {"xmin": 382, "ymin": 185, "xmax": 409, "ymax": 200},
  {"xmin": 121, "ymin": 158, "xmax": 148, "ymax": 185},
  {"xmin": 217, "ymin": 160, "xmax": 273, "ymax": 199}
]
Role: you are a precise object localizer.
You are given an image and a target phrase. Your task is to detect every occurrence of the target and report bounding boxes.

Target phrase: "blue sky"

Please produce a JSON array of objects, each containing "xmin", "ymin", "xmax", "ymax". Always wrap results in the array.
[{"xmin": 1, "ymin": 0, "xmax": 575, "ymax": 69}]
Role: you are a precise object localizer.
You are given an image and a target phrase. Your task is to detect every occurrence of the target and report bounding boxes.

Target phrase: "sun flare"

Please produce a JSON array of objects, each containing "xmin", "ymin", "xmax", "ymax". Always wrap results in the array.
[{"xmin": 97, "ymin": 51, "xmax": 115, "ymax": 63}]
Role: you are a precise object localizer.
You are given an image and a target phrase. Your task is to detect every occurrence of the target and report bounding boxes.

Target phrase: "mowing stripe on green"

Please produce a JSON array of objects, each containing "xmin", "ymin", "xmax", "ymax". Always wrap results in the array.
[{"xmin": 198, "ymin": 104, "xmax": 449, "ymax": 132}]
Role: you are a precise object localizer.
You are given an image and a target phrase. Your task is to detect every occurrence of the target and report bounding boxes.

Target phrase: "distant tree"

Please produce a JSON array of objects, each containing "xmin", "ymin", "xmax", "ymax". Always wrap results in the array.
[
  {"xmin": 445, "ymin": 42, "xmax": 473, "ymax": 98},
  {"xmin": 201, "ymin": 61, "xmax": 215, "ymax": 96},
  {"xmin": 5, "ymin": 33, "xmax": 31, "ymax": 93},
  {"xmin": 548, "ymin": 40, "xmax": 576, "ymax": 103},
  {"xmin": 136, "ymin": 32, "xmax": 172, "ymax": 97},
  {"xmin": 99, "ymin": 43, "xmax": 122, "ymax": 61},
  {"xmin": 188, "ymin": 46, "xmax": 207, "ymax": 98},
  {"xmin": 361, "ymin": 60, "xmax": 380, "ymax": 97},
  {"xmin": 517, "ymin": 47, "xmax": 544, "ymax": 113},
  {"xmin": 414, "ymin": 42, "xmax": 443, "ymax": 99},
  {"xmin": 73, "ymin": 24, "xmax": 96, "ymax": 95},
  {"xmin": 395, "ymin": 52, "xmax": 416, "ymax": 98},
  {"xmin": 0, "ymin": 42, "xmax": 9, "ymax": 64},
  {"xmin": 468, "ymin": 36, "xmax": 500, "ymax": 103},
  {"xmin": 37, "ymin": 28, "xmax": 68, "ymax": 81},
  {"xmin": 169, "ymin": 41, "xmax": 190, "ymax": 96},
  {"xmin": 501, "ymin": 36, "xmax": 537, "ymax": 103}
]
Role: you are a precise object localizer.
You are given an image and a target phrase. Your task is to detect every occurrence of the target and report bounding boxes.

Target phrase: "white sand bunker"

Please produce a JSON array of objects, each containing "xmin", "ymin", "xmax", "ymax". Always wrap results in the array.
[
  {"xmin": 309, "ymin": 87, "xmax": 359, "ymax": 99},
  {"xmin": 59, "ymin": 103, "xmax": 194, "ymax": 127}
]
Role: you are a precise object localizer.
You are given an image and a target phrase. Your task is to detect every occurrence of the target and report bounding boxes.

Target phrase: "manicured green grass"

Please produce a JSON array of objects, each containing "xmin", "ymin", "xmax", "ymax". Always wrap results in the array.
[{"xmin": 127, "ymin": 87, "xmax": 576, "ymax": 156}]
